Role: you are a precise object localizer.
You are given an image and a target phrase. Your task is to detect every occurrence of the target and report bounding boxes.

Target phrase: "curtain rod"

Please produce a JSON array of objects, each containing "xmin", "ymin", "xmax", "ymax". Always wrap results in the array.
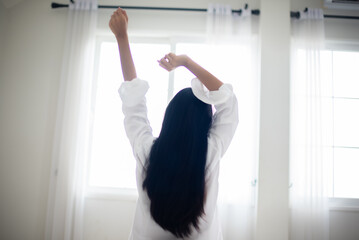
[
  {"xmin": 51, "ymin": 2, "xmax": 261, "ymax": 15},
  {"xmin": 291, "ymin": 8, "xmax": 359, "ymax": 20},
  {"xmin": 51, "ymin": 2, "xmax": 359, "ymax": 20}
]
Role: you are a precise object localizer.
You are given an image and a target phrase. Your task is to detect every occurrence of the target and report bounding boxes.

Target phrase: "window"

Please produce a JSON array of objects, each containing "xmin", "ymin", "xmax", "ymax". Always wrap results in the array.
[
  {"xmin": 87, "ymin": 37, "xmax": 259, "ymax": 203},
  {"xmin": 330, "ymin": 50, "xmax": 359, "ymax": 199},
  {"xmin": 323, "ymin": 49, "xmax": 359, "ymax": 199},
  {"xmin": 88, "ymin": 40, "xmax": 170, "ymax": 191},
  {"xmin": 296, "ymin": 45, "xmax": 359, "ymax": 200}
]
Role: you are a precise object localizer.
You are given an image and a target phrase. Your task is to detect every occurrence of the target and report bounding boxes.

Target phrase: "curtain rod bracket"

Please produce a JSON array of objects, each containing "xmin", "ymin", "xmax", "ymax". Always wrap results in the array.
[{"xmin": 291, "ymin": 11, "xmax": 301, "ymax": 19}]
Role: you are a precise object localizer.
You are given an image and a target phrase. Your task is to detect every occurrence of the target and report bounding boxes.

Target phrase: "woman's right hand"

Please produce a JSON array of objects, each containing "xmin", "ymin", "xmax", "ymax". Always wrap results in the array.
[
  {"xmin": 109, "ymin": 8, "xmax": 128, "ymax": 39},
  {"xmin": 158, "ymin": 53, "xmax": 189, "ymax": 72}
]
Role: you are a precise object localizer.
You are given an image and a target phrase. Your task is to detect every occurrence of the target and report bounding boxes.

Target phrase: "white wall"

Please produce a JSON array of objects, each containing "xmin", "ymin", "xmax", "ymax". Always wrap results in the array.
[
  {"xmin": 0, "ymin": 0, "xmax": 359, "ymax": 240},
  {"xmin": 330, "ymin": 210, "xmax": 359, "ymax": 240},
  {"xmin": 325, "ymin": 18, "xmax": 359, "ymax": 43},
  {"xmin": 256, "ymin": 0, "xmax": 290, "ymax": 239},
  {"xmin": 83, "ymin": 198, "xmax": 137, "ymax": 240},
  {"xmin": 0, "ymin": 1, "xmax": 67, "ymax": 239},
  {"xmin": 0, "ymin": 2, "xmax": 8, "ymax": 76}
]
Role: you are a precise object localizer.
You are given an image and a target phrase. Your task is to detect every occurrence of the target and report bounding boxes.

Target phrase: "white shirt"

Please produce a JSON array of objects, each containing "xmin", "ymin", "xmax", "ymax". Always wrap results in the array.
[{"xmin": 119, "ymin": 78, "xmax": 238, "ymax": 240}]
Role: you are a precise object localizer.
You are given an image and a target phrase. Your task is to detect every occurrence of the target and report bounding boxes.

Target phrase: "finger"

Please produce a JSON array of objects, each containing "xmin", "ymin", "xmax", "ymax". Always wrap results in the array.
[
  {"xmin": 158, "ymin": 62, "xmax": 167, "ymax": 70},
  {"xmin": 160, "ymin": 57, "xmax": 173, "ymax": 69},
  {"xmin": 164, "ymin": 55, "xmax": 173, "ymax": 65},
  {"xmin": 122, "ymin": 10, "xmax": 128, "ymax": 21},
  {"xmin": 115, "ymin": 8, "xmax": 122, "ymax": 15},
  {"xmin": 111, "ymin": 15, "xmax": 117, "ymax": 22},
  {"xmin": 165, "ymin": 54, "xmax": 173, "ymax": 62},
  {"xmin": 110, "ymin": 16, "xmax": 117, "ymax": 24},
  {"xmin": 158, "ymin": 61, "xmax": 170, "ymax": 71},
  {"xmin": 158, "ymin": 60, "xmax": 172, "ymax": 71},
  {"xmin": 157, "ymin": 60, "xmax": 167, "ymax": 70},
  {"xmin": 166, "ymin": 54, "xmax": 177, "ymax": 66}
]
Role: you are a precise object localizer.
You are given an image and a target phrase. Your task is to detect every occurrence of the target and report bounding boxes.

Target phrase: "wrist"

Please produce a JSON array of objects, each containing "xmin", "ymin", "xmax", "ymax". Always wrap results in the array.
[
  {"xmin": 182, "ymin": 55, "xmax": 191, "ymax": 68},
  {"xmin": 115, "ymin": 33, "xmax": 129, "ymax": 42}
]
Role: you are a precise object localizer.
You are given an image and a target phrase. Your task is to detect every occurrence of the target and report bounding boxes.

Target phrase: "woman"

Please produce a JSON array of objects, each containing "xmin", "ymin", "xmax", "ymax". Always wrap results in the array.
[{"xmin": 109, "ymin": 8, "xmax": 238, "ymax": 240}]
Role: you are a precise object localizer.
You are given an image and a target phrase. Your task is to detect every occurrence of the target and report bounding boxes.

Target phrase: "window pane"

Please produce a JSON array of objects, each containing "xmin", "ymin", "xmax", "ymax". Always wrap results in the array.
[
  {"xmin": 174, "ymin": 44, "xmax": 252, "ymax": 95},
  {"xmin": 334, "ymin": 148, "xmax": 359, "ymax": 198},
  {"xmin": 131, "ymin": 43, "xmax": 171, "ymax": 136},
  {"xmin": 88, "ymin": 42, "xmax": 170, "ymax": 189},
  {"xmin": 333, "ymin": 51, "xmax": 359, "ymax": 98},
  {"xmin": 333, "ymin": 98, "xmax": 359, "ymax": 148}
]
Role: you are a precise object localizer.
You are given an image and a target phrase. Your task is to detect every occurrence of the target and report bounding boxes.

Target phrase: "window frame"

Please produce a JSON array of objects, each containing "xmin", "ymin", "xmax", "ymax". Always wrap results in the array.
[
  {"xmin": 325, "ymin": 40, "xmax": 359, "ymax": 210},
  {"xmin": 85, "ymin": 35, "xmax": 211, "ymax": 200},
  {"xmin": 85, "ymin": 36, "xmax": 359, "ymax": 206}
]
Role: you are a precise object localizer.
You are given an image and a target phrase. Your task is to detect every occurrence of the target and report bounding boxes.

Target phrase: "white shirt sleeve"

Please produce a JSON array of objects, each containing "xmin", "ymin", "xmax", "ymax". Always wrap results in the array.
[
  {"xmin": 118, "ymin": 78, "xmax": 154, "ymax": 167},
  {"xmin": 191, "ymin": 78, "xmax": 239, "ymax": 170}
]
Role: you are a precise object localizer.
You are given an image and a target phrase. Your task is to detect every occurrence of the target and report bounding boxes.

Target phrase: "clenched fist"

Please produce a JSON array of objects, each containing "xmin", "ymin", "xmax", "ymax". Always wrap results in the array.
[{"xmin": 109, "ymin": 8, "xmax": 128, "ymax": 39}]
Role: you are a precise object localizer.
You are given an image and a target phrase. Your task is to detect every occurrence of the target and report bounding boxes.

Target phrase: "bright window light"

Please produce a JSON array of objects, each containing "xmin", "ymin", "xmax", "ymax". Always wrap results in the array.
[
  {"xmin": 293, "ymin": 49, "xmax": 359, "ymax": 199},
  {"xmin": 326, "ymin": 50, "xmax": 359, "ymax": 199},
  {"xmin": 331, "ymin": 50, "xmax": 359, "ymax": 199},
  {"xmin": 88, "ymin": 41, "xmax": 170, "ymax": 189},
  {"xmin": 333, "ymin": 51, "xmax": 359, "ymax": 98},
  {"xmin": 334, "ymin": 99, "xmax": 359, "ymax": 147},
  {"xmin": 334, "ymin": 148, "xmax": 359, "ymax": 198}
]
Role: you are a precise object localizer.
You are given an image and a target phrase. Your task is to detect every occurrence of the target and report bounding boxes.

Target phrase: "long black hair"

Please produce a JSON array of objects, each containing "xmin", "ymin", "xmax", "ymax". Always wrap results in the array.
[{"xmin": 142, "ymin": 88, "xmax": 213, "ymax": 238}]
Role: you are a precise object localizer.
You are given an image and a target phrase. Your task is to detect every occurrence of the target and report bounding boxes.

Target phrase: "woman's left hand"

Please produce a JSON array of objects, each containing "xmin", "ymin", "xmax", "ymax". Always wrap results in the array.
[{"xmin": 158, "ymin": 53, "xmax": 189, "ymax": 72}]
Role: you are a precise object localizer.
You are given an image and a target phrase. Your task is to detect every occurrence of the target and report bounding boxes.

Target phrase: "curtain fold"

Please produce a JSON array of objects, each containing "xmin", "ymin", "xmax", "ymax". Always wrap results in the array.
[
  {"xmin": 45, "ymin": 1, "xmax": 97, "ymax": 239},
  {"xmin": 206, "ymin": 4, "xmax": 254, "ymax": 44},
  {"xmin": 290, "ymin": 8, "xmax": 330, "ymax": 240},
  {"xmin": 206, "ymin": 4, "xmax": 260, "ymax": 240}
]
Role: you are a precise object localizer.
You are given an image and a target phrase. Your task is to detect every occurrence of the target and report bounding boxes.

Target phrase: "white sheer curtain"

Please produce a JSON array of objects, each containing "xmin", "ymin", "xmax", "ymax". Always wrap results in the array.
[
  {"xmin": 45, "ymin": 1, "xmax": 97, "ymax": 239},
  {"xmin": 290, "ymin": 8, "xmax": 330, "ymax": 240},
  {"xmin": 207, "ymin": 4, "xmax": 260, "ymax": 240}
]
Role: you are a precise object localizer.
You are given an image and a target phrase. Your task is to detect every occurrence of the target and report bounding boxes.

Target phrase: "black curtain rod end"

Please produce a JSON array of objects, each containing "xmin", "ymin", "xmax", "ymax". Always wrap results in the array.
[
  {"xmin": 232, "ymin": 9, "xmax": 242, "ymax": 14},
  {"xmin": 290, "ymin": 11, "xmax": 301, "ymax": 19},
  {"xmin": 52, "ymin": 2, "xmax": 69, "ymax": 8},
  {"xmin": 251, "ymin": 9, "xmax": 260, "ymax": 15}
]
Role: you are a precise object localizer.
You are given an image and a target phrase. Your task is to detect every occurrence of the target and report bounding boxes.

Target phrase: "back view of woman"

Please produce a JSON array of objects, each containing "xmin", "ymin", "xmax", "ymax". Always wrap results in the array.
[{"xmin": 110, "ymin": 8, "xmax": 239, "ymax": 240}]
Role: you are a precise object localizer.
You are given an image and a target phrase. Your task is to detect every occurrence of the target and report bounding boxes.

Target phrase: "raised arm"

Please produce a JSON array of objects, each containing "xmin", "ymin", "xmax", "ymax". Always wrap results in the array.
[
  {"xmin": 109, "ymin": 8, "xmax": 137, "ymax": 81},
  {"xmin": 159, "ymin": 53, "xmax": 238, "ymax": 160},
  {"xmin": 158, "ymin": 53, "xmax": 223, "ymax": 91}
]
